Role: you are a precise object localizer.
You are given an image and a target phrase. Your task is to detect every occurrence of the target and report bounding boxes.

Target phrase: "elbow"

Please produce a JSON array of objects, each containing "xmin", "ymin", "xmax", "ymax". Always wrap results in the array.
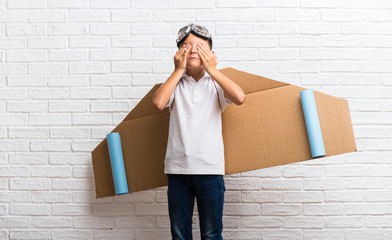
[
  {"xmin": 234, "ymin": 93, "xmax": 246, "ymax": 106},
  {"xmin": 152, "ymin": 94, "xmax": 165, "ymax": 111},
  {"xmin": 153, "ymin": 99, "xmax": 165, "ymax": 111}
]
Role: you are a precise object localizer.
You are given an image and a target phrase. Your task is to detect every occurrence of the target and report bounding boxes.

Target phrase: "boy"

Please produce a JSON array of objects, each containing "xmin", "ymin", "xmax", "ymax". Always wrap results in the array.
[{"xmin": 152, "ymin": 23, "xmax": 245, "ymax": 240}]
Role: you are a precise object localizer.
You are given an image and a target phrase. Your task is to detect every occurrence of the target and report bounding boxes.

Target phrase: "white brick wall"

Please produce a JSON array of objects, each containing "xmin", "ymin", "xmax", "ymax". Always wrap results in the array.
[{"xmin": 0, "ymin": 0, "xmax": 391, "ymax": 239}]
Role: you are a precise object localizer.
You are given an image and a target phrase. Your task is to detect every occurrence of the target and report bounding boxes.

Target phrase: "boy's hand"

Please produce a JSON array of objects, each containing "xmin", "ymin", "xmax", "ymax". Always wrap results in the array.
[
  {"xmin": 197, "ymin": 43, "xmax": 218, "ymax": 73},
  {"xmin": 174, "ymin": 44, "xmax": 190, "ymax": 72}
]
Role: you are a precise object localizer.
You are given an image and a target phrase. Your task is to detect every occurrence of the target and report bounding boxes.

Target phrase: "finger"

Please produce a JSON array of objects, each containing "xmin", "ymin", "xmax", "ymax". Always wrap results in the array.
[
  {"xmin": 197, "ymin": 45, "xmax": 207, "ymax": 58},
  {"xmin": 200, "ymin": 43, "xmax": 213, "ymax": 57},
  {"xmin": 197, "ymin": 48, "xmax": 206, "ymax": 62},
  {"xmin": 182, "ymin": 45, "xmax": 190, "ymax": 57}
]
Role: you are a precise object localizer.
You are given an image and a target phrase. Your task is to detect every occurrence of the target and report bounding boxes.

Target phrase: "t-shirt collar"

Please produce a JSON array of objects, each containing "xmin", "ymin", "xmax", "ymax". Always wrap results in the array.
[{"xmin": 182, "ymin": 71, "xmax": 210, "ymax": 82}]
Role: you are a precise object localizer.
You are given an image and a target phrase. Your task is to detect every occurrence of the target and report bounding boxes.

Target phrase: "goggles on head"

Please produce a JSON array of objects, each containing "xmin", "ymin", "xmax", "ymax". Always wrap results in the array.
[{"xmin": 176, "ymin": 23, "xmax": 212, "ymax": 48}]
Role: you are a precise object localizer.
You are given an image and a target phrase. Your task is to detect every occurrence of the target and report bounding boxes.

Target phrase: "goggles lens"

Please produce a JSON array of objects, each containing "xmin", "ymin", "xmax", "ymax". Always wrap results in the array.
[{"xmin": 176, "ymin": 24, "xmax": 211, "ymax": 44}]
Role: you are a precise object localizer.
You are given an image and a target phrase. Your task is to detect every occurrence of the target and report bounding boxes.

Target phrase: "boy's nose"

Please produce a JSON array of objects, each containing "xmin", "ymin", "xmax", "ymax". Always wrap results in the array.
[{"xmin": 190, "ymin": 44, "xmax": 199, "ymax": 52}]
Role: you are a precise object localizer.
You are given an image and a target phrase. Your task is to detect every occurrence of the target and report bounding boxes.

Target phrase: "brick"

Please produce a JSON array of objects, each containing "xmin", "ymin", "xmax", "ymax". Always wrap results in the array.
[
  {"xmin": 91, "ymin": 74, "xmax": 131, "ymax": 86},
  {"xmin": 28, "ymin": 62, "xmax": 67, "ymax": 75},
  {"xmin": 28, "ymin": 37, "xmax": 67, "ymax": 49},
  {"xmin": 32, "ymin": 191, "xmax": 71, "ymax": 203},
  {"xmin": 90, "ymin": 23, "xmax": 129, "ymax": 35},
  {"xmin": 283, "ymin": 191, "xmax": 324, "ymax": 203},
  {"xmin": 7, "ymin": 0, "xmax": 46, "ymax": 9},
  {"xmin": 48, "ymin": 49, "xmax": 88, "ymax": 61},
  {"xmin": 225, "ymin": 203, "xmax": 261, "ymax": 216},
  {"xmin": 71, "ymin": 140, "xmax": 99, "ymax": 152},
  {"xmin": 345, "ymin": 177, "xmax": 385, "ymax": 189},
  {"xmin": 262, "ymin": 179, "xmax": 302, "ymax": 190},
  {"xmin": 132, "ymin": 0, "xmax": 171, "ymax": 9},
  {"xmin": 7, "ymin": 76, "xmax": 46, "ymax": 87},
  {"xmin": 74, "ymin": 217, "xmax": 114, "ymax": 228},
  {"xmin": 29, "ymin": 89, "xmax": 67, "ymax": 100},
  {"xmin": 94, "ymin": 230, "xmax": 136, "ymax": 240},
  {"xmin": 90, "ymin": 100, "xmax": 129, "ymax": 112},
  {"xmin": 69, "ymin": 10, "xmax": 110, "ymax": 22},
  {"xmin": 304, "ymin": 230, "xmax": 344, "ymax": 240},
  {"xmin": 69, "ymin": 62, "xmax": 110, "ymax": 74},
  {"xmin": 135, "ymin": 204, "xmax": 168, "ymax": 216},
  {"xmin": 0, "ymin": 10, "xmax": 28, "ymax": 22},
  {"xmin": 346, "ymin": 203, "xmax": 386, "ymax": 215},
  {"xmin": 31, "ymin": 217, "xmax": 72, "ymax": 228},
  {"xmin": 112, "ymin": 36, "xmax": 151, "ymax": 48},
  {"xmin": 52, "ymin": 179, "xmax": 91, "ymax": 190},
  {"xmin": 8, "ymin": 50, "xmax": 47, "ymax": 62},
  {"xmin": 0, "ymin": 113, "xmax": 27, "ymax": 126},
  {"xmin": 113, "ymin": 86, "xmax": 151, "ymax": 99},
  {"xmin": 93, "ymin": 204, "xmax": 135, "ymax": 216},
  {"xmin": 153, "ymin": 10, "xmax": 194, "ymax": 22},
  {"xmin": 7, "ymin": 101, "xmax": 46, "ymax": 112},
  {"xmin": 303, "ymin": 204, "xmax": 345, "ymax": 216},
  {"xmin": 238, "ymin": 9, "xmax": 276, "ymax": 21},
  {"xmin": 31, "ymin": 166, "xmax": 71, "ymax": 177},
  {"xmin": 90, "ymin": 0, "xmax": 129, "ymax": 9},
  {"xmin": 0, "ymin": 140, "xmax": 29, "ymax": 151},
  {"xmin": 131, "ymin": 23, "xmax": 172, "ymax": 35},
  {"xmin": 30, "ymin": 140, "xmax": 71, "ymax": 152},
  {"xmin": 112, "ymin": 61, "xmax": 151, "ymax": 73},
  {"xmin": 51, "ymin": 230, "xmax": 92, "ymax": 240},
  {"xmin": 0, "ymin": 63, "xmax": 27, "ymax": 75},
  {"xmin": 48, "ymin": 75, "xmax": 88, "ymax": 87},
  {"xmin": 48, "ymin": 23, "xmax": 88, "ymax": 36},
  {"xmin": 112, "ymin": 10, "xmax": 151, "ymax": 22},
  {"xmin": 0, "ymin": 191, "xmax": 30, "ymax": 203},
  {"xmin": 10, "ymin": 230, "xmax": 50, "ymax": 240},
  {"xmin": 10, "ymin": 203, "xmax": 51, "ymax": 215},
  {"xmin": 90, "ymin": 49, "xmax": 130, "ymax": 61},
  {"xmin": 52, "ymin": 204, "xmax": 92, "ymax": 216},
  {"xmin": 9, "ymin": 153, "xmax": 47, "ymax": 165},
  {"xmin": 284, "ymin": 217, "xmax": 324, "ymax": 228},
  {"xmin": 0, "ymin": 166, "xmax": 29, "ymax": 177},
  {"xmin": 49, "ymin": 153, "xmax": 91, "ymax": 165},
  {"xmin": 0, "ymin": 216, "xmax": 30, "ymax": 228},
  {"xmin": 325, "ymin": 191, "xmax": 364, "ymax": 202},
  {"xmin": 115, "ymin": 216, "xmax": 155, "ymax": 228},
  {"xmin": 239, "ymin": 216, "xmax": 282, "ymax": 228},
  {"xmin": 225, "ymin": 178, "xmax": 261, "ymax": 190},
  {"xmin": 28, "ymin": 113, "xmax": 71, "ymax": 126},
  {"xmin": 241, "ymin": 191, "xmax": 282, "ymax": 203},
  {"xmin": 72, "ymin": 166, "xmax": 92, "ymax": 178},
  {"xmin": 0, "ymin": 38, "xmax": 25, "ymax": 49},
  {"xmin": 7, "ymin": 24, "xmax": 45, "ymax": 36},
  {"xmin": 49, "ymin": 100, "xmax": 88, "ymax": 112},
  {"xmin": 28, "ymin": 10, "xmax": 66, "ymax": 22},
  {"xmin": 70, "ymin": 36, "xmax": 109, "ymax": 48},
  {"xmin": 325, "ymin": 216, "xmax": 363, "ymax": 228},
  {"xmin": 301, "ymin": 0, "xmax": 339, "ymax": 8},
  {"xmin": 48, "ymin": 0, "xmax": 89, "ymax": 8},
  {"xmin": 72, "ymin": 113, "xmax": 111, "ymax": 125}
]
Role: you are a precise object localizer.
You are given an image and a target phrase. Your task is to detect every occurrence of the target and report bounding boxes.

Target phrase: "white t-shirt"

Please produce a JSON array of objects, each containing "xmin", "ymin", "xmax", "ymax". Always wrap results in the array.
[{"xmin": 163, "ymin": 71, "xmax": 232, "ymax": 175}]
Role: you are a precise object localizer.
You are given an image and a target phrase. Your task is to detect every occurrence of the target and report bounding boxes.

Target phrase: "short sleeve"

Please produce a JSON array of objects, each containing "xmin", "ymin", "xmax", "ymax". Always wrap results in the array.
[
  {"xmin": 215, "ymin": 82, "xmax": 232, "ymax": 113},
  {"xmin": 165, "ymin": 90, "xmax": 175, "ymax": 111}
]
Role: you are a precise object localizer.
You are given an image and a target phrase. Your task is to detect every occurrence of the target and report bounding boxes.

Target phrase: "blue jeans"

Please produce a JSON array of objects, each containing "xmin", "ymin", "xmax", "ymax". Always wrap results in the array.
[{"xmin": 167, "ymin": 174, "xmax": 226, "ymax": 240}]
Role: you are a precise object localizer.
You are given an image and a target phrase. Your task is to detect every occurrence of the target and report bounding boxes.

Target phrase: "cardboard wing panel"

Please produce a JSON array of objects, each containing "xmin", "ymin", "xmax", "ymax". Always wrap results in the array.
[
  {"xmin": 222, "ymin": 84, "xmax": 357, "ymax": 175},
  {"xmin": 91, "ymin": 67, "xmax": 357, "ymax": 199},
  {"xmin": 92, "ymin": 112, "xmax": 170, "ymax": 198}
]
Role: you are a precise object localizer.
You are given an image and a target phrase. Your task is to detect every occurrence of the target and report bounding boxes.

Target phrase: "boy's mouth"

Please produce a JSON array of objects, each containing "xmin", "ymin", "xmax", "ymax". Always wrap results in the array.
[{"xmin": 189, "ymin": 57, "xmax": 199, "ymax": 61}]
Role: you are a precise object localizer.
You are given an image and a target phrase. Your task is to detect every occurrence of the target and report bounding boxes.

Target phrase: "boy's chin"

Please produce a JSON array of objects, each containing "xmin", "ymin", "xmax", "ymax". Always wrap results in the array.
[{"xmin": 186, "ymin": 62, "xmax": 203, "ymax": 70}]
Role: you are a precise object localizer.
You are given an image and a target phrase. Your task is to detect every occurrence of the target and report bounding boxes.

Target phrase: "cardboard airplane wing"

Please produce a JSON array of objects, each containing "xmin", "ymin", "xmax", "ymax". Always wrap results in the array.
[{"xmin": 91, "ymin": 67, "xmax": 357, "ymax": 199}]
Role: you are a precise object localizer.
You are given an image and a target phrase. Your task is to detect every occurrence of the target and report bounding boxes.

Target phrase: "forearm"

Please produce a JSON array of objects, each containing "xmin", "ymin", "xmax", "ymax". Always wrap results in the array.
[
  {"xmin": 208, "ymin": 68, "xmax": 245, "ymax": 105},
  {"xmin": 152, "ymin": 68, "xmax": 184, "ymax": 110}
]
